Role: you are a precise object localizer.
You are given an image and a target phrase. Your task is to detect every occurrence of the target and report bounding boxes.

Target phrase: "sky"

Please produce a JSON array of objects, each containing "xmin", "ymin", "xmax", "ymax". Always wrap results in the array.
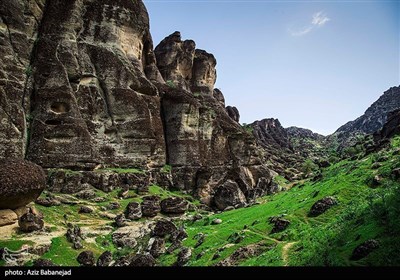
[{"xmin": 144, "ymin": 0, "xmax": 400, "ymax": 135}]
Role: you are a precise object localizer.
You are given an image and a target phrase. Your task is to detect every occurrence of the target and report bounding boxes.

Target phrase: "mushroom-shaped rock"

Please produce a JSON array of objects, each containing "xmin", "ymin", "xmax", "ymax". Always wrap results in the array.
[
  {"xmin": 0, "ymin": 159, "xmax": 46, "ymax": 209},
  {"xmin": 153, "ymin": 220, "xmax": 177, "ymax": 237}
]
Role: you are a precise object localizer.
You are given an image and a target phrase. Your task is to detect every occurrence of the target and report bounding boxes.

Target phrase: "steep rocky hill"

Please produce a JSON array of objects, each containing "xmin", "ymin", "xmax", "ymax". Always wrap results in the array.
[{"xmin": 331, "ymin": 86, "xmax": 400, "ymax": 150}]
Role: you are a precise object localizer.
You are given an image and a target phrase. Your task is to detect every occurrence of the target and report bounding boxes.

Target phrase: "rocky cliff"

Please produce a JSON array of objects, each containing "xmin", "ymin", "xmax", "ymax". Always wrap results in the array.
[
  {"xmin": 332, "ymin": 86, "xmax": 400, "ymax": 150},
  {"xmin": 0, "ymin": 0, "xmax": 271, "ymax": 209}
]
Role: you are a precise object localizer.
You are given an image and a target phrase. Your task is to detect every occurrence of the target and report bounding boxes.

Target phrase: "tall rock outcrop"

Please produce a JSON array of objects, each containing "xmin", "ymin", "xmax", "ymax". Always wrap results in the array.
[
  {"xmin": 0, "ymin": 0, "xmax": 272, "ymax": 208},
  {"xmin": 155, "ymin": 31, "xmax": 271, "ymax": 204}
]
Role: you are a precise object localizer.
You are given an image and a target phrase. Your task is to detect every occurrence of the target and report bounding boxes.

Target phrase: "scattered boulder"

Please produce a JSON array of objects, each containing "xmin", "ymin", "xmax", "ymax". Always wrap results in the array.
[
  {"xmin": 141, "ymin": 196, "xmax": 161, "ymax": 217},
  {"xmin": 269, "ymin": 217, "xmax": 290, "ymax": 233},
  {"xmin": 112, "ymin": 230, "xmax": 137, "ymax": 249},
  {"xmin": 309, "ymin": 196, "xmax": 338, "ymax": 217},
  {"xmin": 77, "ymin": 251, "xmax": 95, "ymax": 267},
  {"xmin": 114, "ymin": 214, "xmax": 128, "ymax": 227},
  {"xmin": 160, "ymin": 197, "xmax": 188, "ymax": 215},
  {"xmin": 0, "ymin": 209, "xmax": 18, "ymax": 226},
  {"xmin": 114, "ymin": 256, "xmax": 130, "ymax": 267},
  {"xmin": 124, "ymin": 202, "xmax": 142, "ymax": 220},
  {"xmin": 18, "ymin": 209, "xmax": 44, "ymax": 232},
  {"xmin": 79, "ymin": 206, "xmax": 94, "ymax": 214},
  {"xmin": 0, "ymin": 159, "xmax": 46, "ymax": 209},
  {"xmin": 75, "ymin": 189, "xmax": 96, "ymax": 200},
  {"xmin": 106, "ymin": 202, "xmax": 120, "ymax": 210},
  {"xmin": 153, "ymin": 220, "xmax": 177, "ymax": 237},
  {"xmin": 212, "ymin": 218, "xmax": 222, "ymax": 225},
  {"xmin": 217, "ymin": 244, "xmax": 264, "ymax": 266},
  {"xmin": 32, "ymin": 259, "xmax": 58, "ymax": 267},
  {"xmin": 149, "ymin": 237, "xmax": 165, "ymax": 258},
  {"xmin": 66, "ymin": 225, "xmax": 84, "ymax": 250},
  {"xmin": 392, "ymin": 168, "xmax": 400, "ymax": 180},
  {"xmin": 176, "ymin": 247, "xmax": 192, "ymax": 266},
  {"xmin": 35, "ymin": 197, "xmax": 61, "ymax": 207},
  {"xmin": 351, "ymin": 239, "xmax": 380, "ymax": 261},
  {"xmin": 129, "ymin": 254, "xmax": 155, "ymax": 267},
  {"xmin": 213, "ymin": 180, "xmax": 246, "ymax": 211},
  {"xmin": 170, "ymin": 227, "xmax": 188, "ymax": 244},
  {"xmin": 97, "ymin": 251, "xmax": 113, "ymax": 267}
]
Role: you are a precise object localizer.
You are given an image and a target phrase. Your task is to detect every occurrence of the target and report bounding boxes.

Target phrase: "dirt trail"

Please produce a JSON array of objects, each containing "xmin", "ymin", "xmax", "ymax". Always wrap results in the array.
[{"xmin": 282, "ymin": 242, "xmax": 297, "ymax": 266}]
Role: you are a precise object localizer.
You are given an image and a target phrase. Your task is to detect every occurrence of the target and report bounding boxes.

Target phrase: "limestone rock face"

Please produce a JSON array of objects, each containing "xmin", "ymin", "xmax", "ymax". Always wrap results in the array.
[
  {"xmin": 156, "ymin": 32, "xmax": 272, "ymax": 204},
  {"xmin": 0, "ymin": 0, "xmax": 46, "ymax": 159},
  {"xmin": 0, "ymin": 159, "xmax": 46, "ymax": 209},
  {"xmin": 226, "ymin": 106, "xmax": 240, "ymax": 123},
  {"xmin": 0, "ymin": 0, "xmax": 272, "ymax": 209},
  {"xmin": 213, "ymin": 180, "xmax": 246, "ymax": 211},
  {"xmin": 25, "ymin": 0, "xmax": 165, "ymax": 169}
]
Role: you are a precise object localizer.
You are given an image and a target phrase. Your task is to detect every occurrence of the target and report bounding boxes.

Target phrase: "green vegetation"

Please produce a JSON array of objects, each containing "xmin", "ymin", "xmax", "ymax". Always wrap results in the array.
[
  {"xmin": 301, "ymin": 159, "xmax": 319, "ymax": 176},
  {"xmin": 166, "ymin": 80, "xmax": 176, "ymax": 88},
  {"xmin": 162, "ymin": 164, "xmax": 172, "ymax": 173},
  {"xmin": 162, "ymin": 136, "xmax": 400, "ymax": 266},
  {"xmin": 25, "ymin": 65, "xmax": 32, "ymax": 76},
  {"xmin": 242, "ymin": 123, "xmax": 254, "ymax": 134},
  {"xmin": 95, "ymin": 167, "xmax": 144, "ymax": 174}
]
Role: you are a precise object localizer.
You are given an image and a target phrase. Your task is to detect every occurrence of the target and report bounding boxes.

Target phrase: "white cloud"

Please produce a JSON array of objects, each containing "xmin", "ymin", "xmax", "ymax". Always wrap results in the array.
[
  {"xmin": 289, "ymin": 26, "xmax": 313, "ymax": 37},
  {"xmin": 289, "ymin": 11, "xmax": 330, "ymax": 37},
  {"xmin": 312, "ymin": 11, "xmax": 330, "ymax": 26}
]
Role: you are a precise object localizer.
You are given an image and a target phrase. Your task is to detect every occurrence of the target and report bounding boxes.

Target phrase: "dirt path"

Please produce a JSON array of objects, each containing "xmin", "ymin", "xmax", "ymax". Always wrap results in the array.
[{"xmin": 282, "ymin": 242, "xmax": 297, "ymax": 266}]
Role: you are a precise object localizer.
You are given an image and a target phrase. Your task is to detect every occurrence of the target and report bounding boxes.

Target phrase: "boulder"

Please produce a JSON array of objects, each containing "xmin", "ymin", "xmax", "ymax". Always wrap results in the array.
[
  {"xmin": 351, "ymin": 239, "xmax": 380, "ymax": 261},
  {"xmin": 77, "ymin": 251, "xmax": 95, "ymax": 267},
  {"xmin": 124, "ymin": 202, "xmax": 142, "ymax": 220},
  {"xmin": 213, "ymin": 180, "xmax": 246, "ymax": 211},
  {"xmin": 149, "ymin": 237, "xmax": 165, "ymax": 258},
  {"xmin": 114, "ymin": 214, "xmax": 128, "ymax": 228},
  {"xmin": 32, "ymin": 259, "xmax": 58, "ymax": 267},
  {"xmin": 106, "ymin": 202, "xmax": 120, "ymax": 210},
  {"xmin": 129, "ymin": 254, "xmax": 155, "ymax": 267},
  {"xmin": 269, "ymin": 217, "xmax": 290, "ymax": 233},
  {"xmin": 160, "ymin": 197, "xmax": 188, "ymax": 215},
  {"xmin": 0, "ymin": 159, "xmax": 46, "ymax": 210},
  {"xmin": 112, "ymin": 231, "xmax": 137, "ymax": 249},
  {"xmin": 97, "ymin": 251, "xmax": 113, "ymax": 267},
  {"xmin": 176, "ymin": 247, "xmax": 192, "ymax": 266},
  {"xmin": 153, "ymin": 220, "xmax": 177, "ymax": 237},
  {"xmin": 0, "ymin": 209, "xmax": 18, "ymax": 226},
  {"xmin": 141, "ymin": 196, "xmax": 161, "ymax": 217},
  {"xmin": 18, "ymin": 210, "xmax": 44, "ymax": 232},
  {"xmin": 309, "ymin": 196, "xmax": 338, "ymax": 217},
  {"xmin": 79, "ymin": 206, "xmax": 94, "ymax": 214},
  {"xmin": 212, "ymin": 219, "xmax": 222, "ymax": 225},
  {"xmin": 35, "ymin": 197, "xmax": 61, "ymax": 207}
]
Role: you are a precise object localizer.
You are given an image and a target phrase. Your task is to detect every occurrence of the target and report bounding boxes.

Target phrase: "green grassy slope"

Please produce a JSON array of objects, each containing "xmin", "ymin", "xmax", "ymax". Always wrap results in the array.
[{"xmin": 173, "ymin": 137, "xmax": 400, "ymax": 266}]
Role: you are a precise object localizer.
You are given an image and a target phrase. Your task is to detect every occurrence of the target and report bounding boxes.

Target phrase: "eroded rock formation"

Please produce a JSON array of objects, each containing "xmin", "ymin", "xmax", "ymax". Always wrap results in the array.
[{"xmin": 0, "ymin": 0, "xmax": 272, "ymax": 209}]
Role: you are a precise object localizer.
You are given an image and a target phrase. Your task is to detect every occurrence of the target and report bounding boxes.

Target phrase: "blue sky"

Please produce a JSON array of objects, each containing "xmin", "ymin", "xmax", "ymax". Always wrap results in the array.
[{"xmin": 144, "ymin": 0, "xmax": 399, "ymax": 135}]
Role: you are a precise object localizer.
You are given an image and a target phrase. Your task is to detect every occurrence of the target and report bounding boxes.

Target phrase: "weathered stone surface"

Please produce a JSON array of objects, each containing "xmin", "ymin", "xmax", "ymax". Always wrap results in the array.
[
  {"xmin": 309, "ymin": 196, "xmax": 338, "ymax": 217},
  {"xmin": 148, "ymin": 237, "xmax": 165, "ymax": 258},
  {"xmin": 160, "ymin": 197, "xmax": 188, "ymax": 215},
  {"xmin": 79, "ymin": 205, "xmax": 93, "ymax": 214},
  {"xmin": 23, "ymin": 0, "xmax": 165, "ymax": 170},
  {"xmin": 216, "ymin": 244, "xmax": 264, "ymax": 266},
  {"xmin": 226, "ymin": 106, "xmax": 240, "ymax": 123},
  {"xmin": 35, "ymin": 197, "xmax": 61, "ymax": 207},
  {"xmin": 77, "ymin": 251, "xmax": 95, "ymax": 267},
  {"xmin": 18, "ymin": 211, "xmax": 44, "ymax": 232},
  {"xmin": 153, "ymin": 220, "xmax": 177, "ymax": 237},
  {"xmin": 66, "ymin": 225, "xmax": 83, "ymax": 250},
  {"xmin": 213, "ymin": 180, "xmax": 246, "ymax": 211},
  {"xmin": 129, "ymin": 254, "xmax": 155, "ymax": 267},
  {"xmin": 141, "ymin": 195, "xmax": 161, "ymax": 217},
  {"xmin": 125, "ymin": 202, "xmax": 142, "ymax": 220},
  {"xmin": 32, "ymin": 259, "xmax": 58, "ymax": 267},
  {"xmin": 269, "ymin": 216, "xmax": 290, "ymax": 233},
  {"xmin": 0, "ymin": 0, "xmax": 46, "ymax": 159},
  {"xmin": 176, "ymin": 247, "xmax": 192, "ymax": 266},
  {"xmin": 97, "ymin": 251, "xmax": 112, "ymax": 267},
  {"xmin": 350, "ymin": 239, "xmax": 380, "ymax": 261},
  {"xmin": 0, "ymin": 159, "xmax": 46, "ymax": 209},
  {"xmin": 0, "ymin": 209, "xmax": 18, "ymax": 226}
]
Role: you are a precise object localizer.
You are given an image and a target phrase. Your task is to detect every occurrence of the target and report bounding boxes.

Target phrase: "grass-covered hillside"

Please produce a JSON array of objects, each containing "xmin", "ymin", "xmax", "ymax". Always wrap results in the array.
[{"xmin": 170, "ymin": 136, "xmax": 400, "ymax": 266}]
